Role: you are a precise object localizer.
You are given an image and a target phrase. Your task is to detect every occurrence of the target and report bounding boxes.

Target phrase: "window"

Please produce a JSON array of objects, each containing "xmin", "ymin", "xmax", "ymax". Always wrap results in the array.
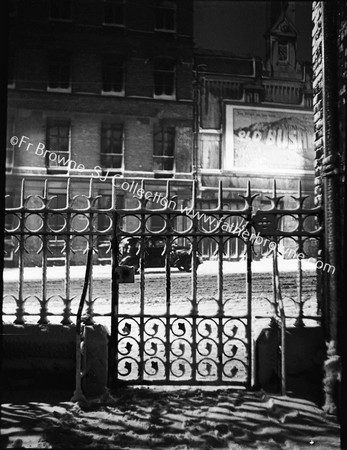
[
  {"xmin": 8, "ymin": 53, "xmax": 15, "ymax": 87},
  {"xmin": 46, "ymin": 119, "xmax": 71, "ymax": 171},
  {"xmin": 278, "ymin": 43, "xmax": 288, "ymax": 62},
  {"xmin": 153, "ymin": 125, "xmax": 175, "ymax": 171},
  {"xmin": 245, "ymin": 90, "xmax": 260, "ymax": 103},
  {"xmin": 97, "ymin": 194, "xmax": 113, "ymax": 262},
  {"xmin": 48, "ymin": 50, "xmax": 71, "ymax": 91},
  {"xmin": 101, "ymin": 123, "xmax": 124, "ymax": 170},
  {"xmin": 49, "ymin": 0, "xmax": 71, "ymax": 21},
  {"xmin": 47, "ymin": 193, "xmax": 66, "ymax": 265},
  {"xmin": 103, "ymin": 0, "xmax": 125, "ymax": 26},
  {"xmin": 154, "ymin": 57, "xmax": 175, "ymax": 98},
  {"xmin": 102, "ymin": 55, "xmax": 124, "ymax": 94},
  {"xmin": 48, "ymin": 193, "xmax": 66, "ymax": 230},
  {"xmin": 6, "ymin": 118, "xmax": 15, "ymax": 172},
  {"xmin": 199, "ymin": 134, "xmax": 221, "ymax": 170},
  {"xmin": 150, "ymin": 214, "xmax": 165, "ymax": 232},
  {"xmin": 155, "ymin": 1, "xmax": 176, "ymax": 32}
]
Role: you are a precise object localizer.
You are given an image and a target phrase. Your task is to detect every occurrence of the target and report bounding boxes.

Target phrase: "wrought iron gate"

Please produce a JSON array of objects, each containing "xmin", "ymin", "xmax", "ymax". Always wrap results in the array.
[
  {"xmin": 109, "ymin": 179, "xmax": 322, "ymax": 387},
  {"xmin": 3, "ymin": 177, "xmax": 322, "ymax": 387}
]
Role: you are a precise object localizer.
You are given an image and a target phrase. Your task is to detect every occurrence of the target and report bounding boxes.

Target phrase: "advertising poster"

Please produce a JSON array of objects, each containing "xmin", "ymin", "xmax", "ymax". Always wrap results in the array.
[{"xmin": 225, "ymin": 105, "xmax": 314, "ymax": 172}]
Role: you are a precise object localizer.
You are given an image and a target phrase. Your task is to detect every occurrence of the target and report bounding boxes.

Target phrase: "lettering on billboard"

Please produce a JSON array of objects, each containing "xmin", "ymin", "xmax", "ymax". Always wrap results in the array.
[{"xmin": 225, "ymin": 106, "xmax": 314, "ymax": 171}]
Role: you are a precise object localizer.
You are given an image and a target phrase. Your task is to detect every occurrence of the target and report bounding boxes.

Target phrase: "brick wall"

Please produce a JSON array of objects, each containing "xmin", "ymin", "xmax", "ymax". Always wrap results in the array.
[{"xmin": 7, "ymin": 0, "xmax": 194, "ymax": 178}]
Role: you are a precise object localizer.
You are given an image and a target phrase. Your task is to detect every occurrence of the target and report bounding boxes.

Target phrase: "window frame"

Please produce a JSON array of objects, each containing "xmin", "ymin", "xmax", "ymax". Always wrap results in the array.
[
  {"xmin": 155, "ymin": 1, "xmax": 176, "ymax": 33},
  {"xmin": 153, "ymin": 57, "xmax": 176, "ymax": 99},
  {"xmin": 46, "ymin": 119, "xmax": 71, "ymax": 173},
  {"xmin": 47, "ymin": 50, "xmax": 71, "ymax": 93},
  {"xmin": 100, "ymin": 122, "xmax": 124, "ymax": 172},
  {"xmin": 49, "ymin": 0, "xmax": 72, "ymax": 22},
  {"xmin": 153, "ymin": 124, "xmax": 175, "ymax": 173},
  {"xmin": 278, "ymin": 42, "xmax": 289, "ymax": 63},
  {"xmin": 103, "ymin": 0, "xmax": 125, "ymax": 27},
  {"xmin": 101, "ymin": 54, "xmax": 125, "ymax": 96}
]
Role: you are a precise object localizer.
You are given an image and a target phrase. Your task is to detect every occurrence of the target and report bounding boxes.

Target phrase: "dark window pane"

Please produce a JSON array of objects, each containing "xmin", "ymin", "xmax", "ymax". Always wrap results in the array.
[
  {"xmin": 50, "ymin": 0, "xmax": 71, "ymax": 20},
  {"xmin": 49, "ymin": 194, "xmax": 66, "ymax": 230},
  {"xmin": 46, "ymin": 119, "xmax": 70, "ymax": 170},
  {"xmin": 154, "ymin": 58, "xmax": 175, "ymax": 96},
  {"xmin": 155, "ymin": 1, "xmax": 176, "ymax": 31},
  {"xmin": 104, "ymin": 1, "xmax": 124, "ymax": 25},
  {"xmin": 278, "ymin": 43, "xmax": 288, "ymax": 62},
  {"xmin": 101, "ymin": 123, "xmax": 123, "ymax": 169},
  {"xmin": 153, "ymin": 125, "xmax": 175, "ymax": 171},
  {"xmin": 102, "ymin": 56, "xmax": 124, "ymax": 92},
  {"xmin": 48, "ymin": 51, "xmax": 70, "ymax": 89}
]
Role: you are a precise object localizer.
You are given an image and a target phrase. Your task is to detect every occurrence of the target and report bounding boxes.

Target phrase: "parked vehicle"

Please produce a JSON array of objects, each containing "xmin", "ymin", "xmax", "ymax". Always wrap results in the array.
[{"xmin": 119, "ymin": 236, "xmax": 202, "ymax": 273}]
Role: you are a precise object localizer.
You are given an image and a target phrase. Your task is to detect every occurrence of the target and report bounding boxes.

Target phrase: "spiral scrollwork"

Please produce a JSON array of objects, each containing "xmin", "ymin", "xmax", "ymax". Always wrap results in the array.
[
  {"xmin": 170, "ymin": 358, "xmax": 192, "ymax": 379},
  {"xmin": 117, "ymin": 357, "xmax": 139, "ymax": 378}
]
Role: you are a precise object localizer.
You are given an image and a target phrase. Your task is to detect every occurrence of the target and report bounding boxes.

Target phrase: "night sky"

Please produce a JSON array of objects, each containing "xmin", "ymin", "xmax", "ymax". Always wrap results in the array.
[{"xmin": 194, "ymin": 1, "xmax": 313, "ymax": 62}]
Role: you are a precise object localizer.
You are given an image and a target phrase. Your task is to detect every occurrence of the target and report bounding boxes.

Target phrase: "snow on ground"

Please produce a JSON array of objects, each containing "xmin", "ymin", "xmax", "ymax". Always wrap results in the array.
[
  {"xmin": 1, "ymin": 387, "xmax": 340, "ymax": 449},
  {"xmin": 2, "ymin": 259, "xmax": 316, "ymax": 282}
]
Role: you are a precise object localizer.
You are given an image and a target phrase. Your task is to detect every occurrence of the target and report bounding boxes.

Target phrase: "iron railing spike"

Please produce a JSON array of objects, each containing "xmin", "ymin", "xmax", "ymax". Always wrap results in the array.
[{"xmin": 218, "ymin": 180, "xmax": 223, "ymax": 210}]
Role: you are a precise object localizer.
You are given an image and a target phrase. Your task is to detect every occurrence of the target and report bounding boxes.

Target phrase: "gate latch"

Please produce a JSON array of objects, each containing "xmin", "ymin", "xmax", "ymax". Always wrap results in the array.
[{"xmin": 113, "ymin": 265, "xmax": 135, "ymax": 283}]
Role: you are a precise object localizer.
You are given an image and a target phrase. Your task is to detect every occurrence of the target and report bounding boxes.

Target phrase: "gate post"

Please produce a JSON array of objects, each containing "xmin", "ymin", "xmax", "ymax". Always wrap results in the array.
[{"xmin": 313, "ymin": 1, "xmax": 342, "ymax": 415}]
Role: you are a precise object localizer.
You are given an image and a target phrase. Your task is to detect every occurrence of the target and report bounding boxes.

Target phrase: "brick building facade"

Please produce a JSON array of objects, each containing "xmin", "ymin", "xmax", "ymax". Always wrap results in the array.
[
  {"xmin": 6, "ymin": 0, "xmax": 195, "ymax": 265},
  {"xmin": 6, "ymin": 0, "xmax": 314, "ymax": 265}
]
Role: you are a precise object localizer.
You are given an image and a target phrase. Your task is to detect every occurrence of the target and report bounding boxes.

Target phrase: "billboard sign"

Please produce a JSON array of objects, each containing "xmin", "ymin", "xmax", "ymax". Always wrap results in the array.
[{"xmin": 225, "ymin": 105, "xmax": 314, "ymax": 173}]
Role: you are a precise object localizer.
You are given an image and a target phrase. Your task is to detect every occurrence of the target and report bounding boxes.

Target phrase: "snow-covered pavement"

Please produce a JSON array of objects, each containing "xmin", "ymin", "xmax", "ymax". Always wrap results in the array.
[
  {"xmin": 0, "ymin": 387, "xmax": 340, "ymax": 449},
  {"xmin": 3, "ymin": 259, "xmax": 316, "ymax": 282}
]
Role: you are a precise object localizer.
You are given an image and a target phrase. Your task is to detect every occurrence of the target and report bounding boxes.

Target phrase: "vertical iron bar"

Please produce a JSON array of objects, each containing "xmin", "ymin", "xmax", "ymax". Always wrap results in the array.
[
  {"xmin": 271, "ymin": 181, "xmax": 279, "ymax": 328},
  {"xmin": 191, "ymin": 180, "xmax": 198, "ymax": 382},
  {"xmin": 62, "ymin": 212, "xmax": 72, "ymax": 325},
  {"xmin": 84, "ymin": 211, "xmax": 95, "ymax": 324},
  {"xmin": 165, "ymin": 232, "xmax": 171, "ymax": 382},
  {"xmin": 217, "ymin": 182, "xmax": 224, "ymax": 382},
  {"xmin": 15, "ymin": 180, "xmax": 25, "ymax": 325},
  {"xmin": 62, "ymin": 181, "xmax": 72, "ymax": 325},
  {"xmin": 85, "ymin": 180, "xmax": 95, "ymax": 324},
  {"xmin": 110, "ymin": 205, "xmax": 119, "ymax": 387},
  {"xmin": 39, "ymin": 180, "xmax": 49, "ymax": 325},
  {"xmin": 245, "ymin": 182, "xmax": 253, "ymax": 387},
  {"xmin": 295, "ymin": 235, "xmax": 304, "ymax": 328},
  {"xmin": 165, "ymin": 181, "xmax": 172, "ymax": 382},
  {"xmin": 139, "ymin": 180, "xmax": 146, "ymax": 382},
  {"xmin": 274, "ymin": 243, "xmax": 286, "ymax": 396}
]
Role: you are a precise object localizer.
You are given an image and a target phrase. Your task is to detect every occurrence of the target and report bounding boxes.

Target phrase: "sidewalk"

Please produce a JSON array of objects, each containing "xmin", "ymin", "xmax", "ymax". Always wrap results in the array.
[
  {"xmin": 3, "ymin": 259, "xmax": 316, "ymax": 282},
  {"xmin": 0, "ymin": 386, "xmax": 340, "ymax": 449}
]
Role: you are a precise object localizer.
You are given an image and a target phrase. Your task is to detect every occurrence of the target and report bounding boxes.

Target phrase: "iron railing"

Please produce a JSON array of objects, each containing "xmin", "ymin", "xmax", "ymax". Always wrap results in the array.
[{"xmin": 3, "ymin": 177, "xmax": 322, "ymax": 387}]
